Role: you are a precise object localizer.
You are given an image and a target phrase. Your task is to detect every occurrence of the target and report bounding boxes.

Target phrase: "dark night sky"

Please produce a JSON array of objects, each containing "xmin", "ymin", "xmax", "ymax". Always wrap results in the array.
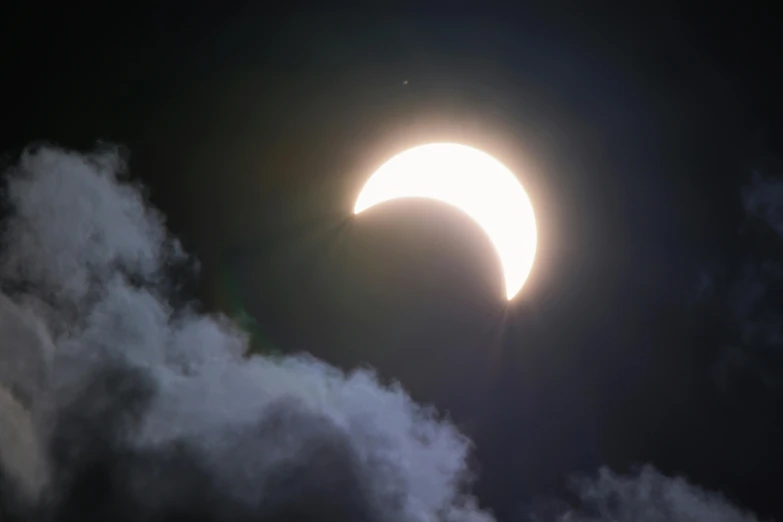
[{"xmin": 3, "ymin": 2, "xmax": 783, "ymax": 520}]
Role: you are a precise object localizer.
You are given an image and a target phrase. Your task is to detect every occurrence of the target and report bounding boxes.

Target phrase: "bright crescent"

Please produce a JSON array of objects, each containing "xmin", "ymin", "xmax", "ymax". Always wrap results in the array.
[{"xmin": 354, "ymin": 143, "xmax": 537, "ymax": 300}]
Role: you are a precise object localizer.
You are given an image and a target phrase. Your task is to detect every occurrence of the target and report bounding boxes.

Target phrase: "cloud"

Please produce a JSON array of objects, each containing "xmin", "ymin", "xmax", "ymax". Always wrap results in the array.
[
  {"xmin": 0, "ymin": 145, "xmax": 493, "ymax": 522},
  {"xmin": 717, "ymin": 174, "xmax": 783, "ymax": 401},
  {"xmin": 548, "ymin": 466, "xmax": 763, "ymax": 522},
  {"xmin": 742, "ymin": 173, "xmax": 783, "ymax": 242},
  {"xmin": 686, "ymin": 172, "xmax": 783, "ymax": 400}
]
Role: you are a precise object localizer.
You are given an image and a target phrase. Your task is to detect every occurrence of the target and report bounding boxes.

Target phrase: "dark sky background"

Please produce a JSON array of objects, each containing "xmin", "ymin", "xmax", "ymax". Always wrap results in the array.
[{"xmin": 3, "ymin": 2, "xmax": 783, "ymax": 520}]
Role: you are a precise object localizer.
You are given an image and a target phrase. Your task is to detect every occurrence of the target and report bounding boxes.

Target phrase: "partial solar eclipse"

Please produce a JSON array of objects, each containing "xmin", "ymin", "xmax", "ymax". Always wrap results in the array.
[{"xmin": 354, "ymin": 143, "xmax": 537, "ymax": 300}]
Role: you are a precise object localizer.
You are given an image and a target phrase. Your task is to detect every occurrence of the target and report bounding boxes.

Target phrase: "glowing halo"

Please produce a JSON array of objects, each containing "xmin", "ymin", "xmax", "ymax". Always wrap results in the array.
[{"xmin": 354, "ymin": 143, "xmax": 537, "ymax": 300}]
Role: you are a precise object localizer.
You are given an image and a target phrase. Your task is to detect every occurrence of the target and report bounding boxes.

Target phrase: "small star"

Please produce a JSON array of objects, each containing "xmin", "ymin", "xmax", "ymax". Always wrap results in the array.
[{"xmin": 403, "ymin": 80, "xmax": 408, "ymax": 85}]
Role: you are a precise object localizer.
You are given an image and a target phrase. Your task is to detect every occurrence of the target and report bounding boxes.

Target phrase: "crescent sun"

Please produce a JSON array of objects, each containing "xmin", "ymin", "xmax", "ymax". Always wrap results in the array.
[{"xmin": 354, "ymin": 143, "xmax": 537, "ymax": 300}]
